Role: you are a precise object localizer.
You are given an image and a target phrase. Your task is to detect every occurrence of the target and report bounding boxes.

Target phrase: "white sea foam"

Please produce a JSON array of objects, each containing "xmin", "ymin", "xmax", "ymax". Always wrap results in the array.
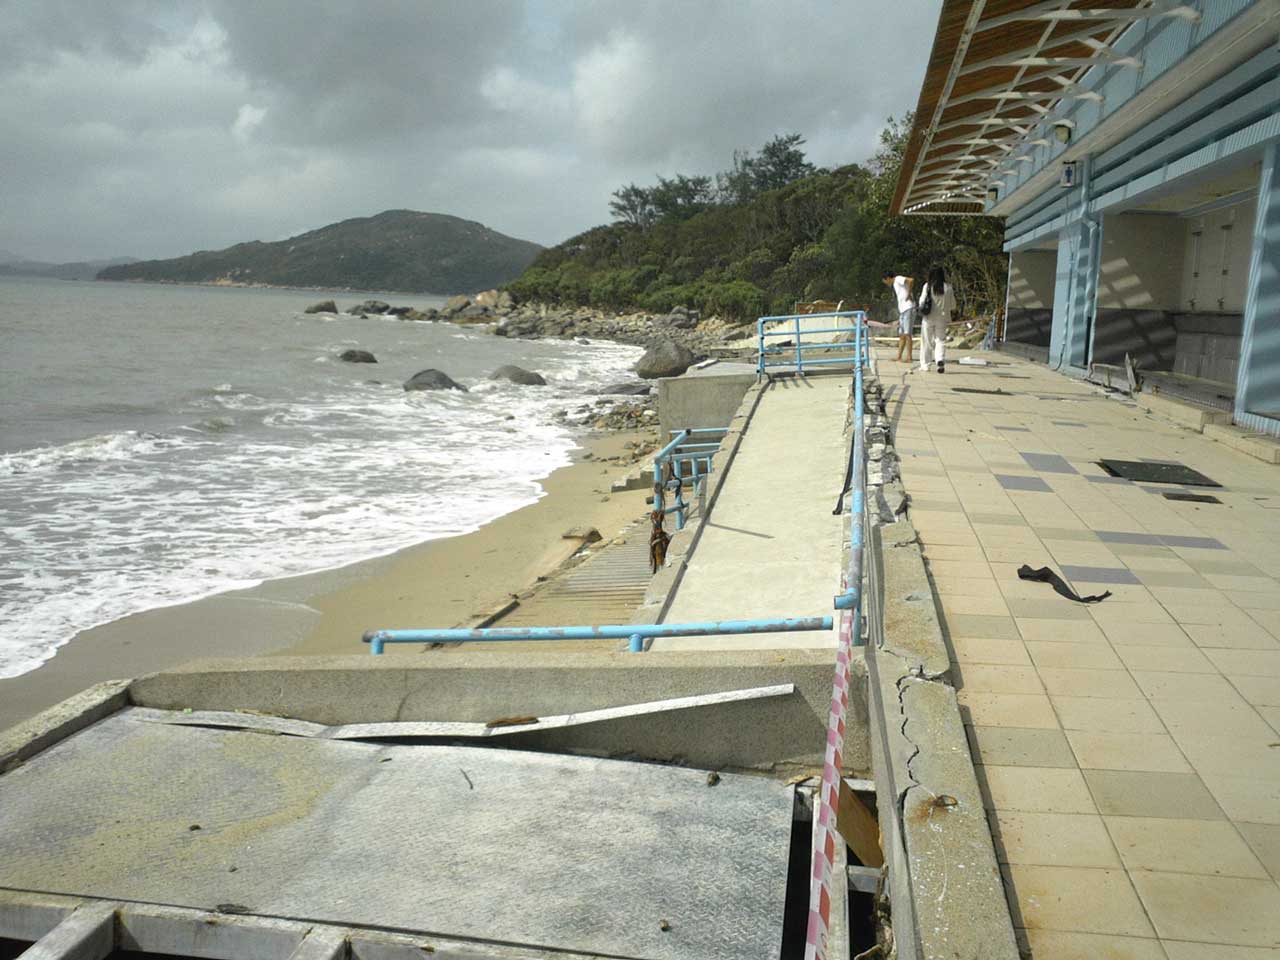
[{"xmin": 0, "ymin": 336, "xmax": 645, "ymax": 678}]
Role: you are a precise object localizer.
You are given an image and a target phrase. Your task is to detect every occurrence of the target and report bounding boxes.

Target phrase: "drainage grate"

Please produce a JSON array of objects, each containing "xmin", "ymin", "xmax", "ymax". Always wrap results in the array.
[
  {"xmin": 1097, "ymin": 459, "xmax": 1221, "ymax": 487},
  {"xmin": 951, "ymin": 387, "xmax": 1009, "ymax": 395},
  {"xmin": 1162, "ymin": 492, "xmax": 1223, "ymax": 504}
]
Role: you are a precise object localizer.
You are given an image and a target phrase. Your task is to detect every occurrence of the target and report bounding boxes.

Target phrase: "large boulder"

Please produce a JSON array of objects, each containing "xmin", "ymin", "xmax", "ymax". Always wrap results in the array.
[
  {"xmin": 351, "ymin": 300, "xmax": 390, "ymax": 314},
  {"xmin": 458, "ymin": 304, "xmax": 491, "ymax": 320},
  {"xmin": 403, "ymin": 369, "xmax": 468, "ymax": 392},
  {"xmin": 473, "ymin": 289, "xmax": 501, "ymax": 309},
  {"xmin": 595, "ymin": 382, "xmax": 652, "ymax": 396},
  {"xmin": 304, "ymin": 300, "xmax": 337, "ymax": 314},
  {"xmin": 489, "ymin": 364, "xmax": 547, "ymax": 386},
  {"xmin": 496, "ymin": 291, "xmax": 515, "ymax": 310},
  {"xmin": 634, "ymin": 340, "xmax": 696, "ymax": 379},
  {"xmin": 441, "ymin": 294, "xmax": 470, "ymax": 315},
  {"xmin": 339, "ymin": 349, "xmax": 377, "ymax": 363}
]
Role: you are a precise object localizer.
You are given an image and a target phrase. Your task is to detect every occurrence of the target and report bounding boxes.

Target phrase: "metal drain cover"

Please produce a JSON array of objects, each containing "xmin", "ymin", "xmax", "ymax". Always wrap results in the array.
[{"xmin": 1097, "ymin": 459, "xmax": 1221, "ymax": 487}]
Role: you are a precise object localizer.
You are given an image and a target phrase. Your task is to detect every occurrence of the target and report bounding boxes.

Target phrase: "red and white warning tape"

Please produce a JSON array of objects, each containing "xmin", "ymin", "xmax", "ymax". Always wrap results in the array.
[{"xmin": 804, "ymin": 595, "xmax": 856, "ymax": 960}]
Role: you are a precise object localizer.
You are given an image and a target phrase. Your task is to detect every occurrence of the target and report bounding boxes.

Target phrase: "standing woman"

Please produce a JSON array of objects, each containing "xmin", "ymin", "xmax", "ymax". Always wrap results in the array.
[
  {"xmin": 882, "ymin": 271, "xmax": 915, "ymax": 363},
  {"xmin": 918, "ymin": 264, "xmax": 956, "ymax": 373}
]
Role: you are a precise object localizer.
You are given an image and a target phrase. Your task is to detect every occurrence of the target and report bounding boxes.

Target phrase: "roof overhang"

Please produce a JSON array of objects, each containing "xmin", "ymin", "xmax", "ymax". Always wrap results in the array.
[{"xmin": 892, "ymin": 1, "xmax": 1202, "ymax": 216}]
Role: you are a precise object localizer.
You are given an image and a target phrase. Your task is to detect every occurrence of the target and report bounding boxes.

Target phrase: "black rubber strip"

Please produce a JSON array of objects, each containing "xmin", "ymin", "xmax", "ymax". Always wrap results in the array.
[{"xmin": 1017, "ymin": 564, "xmax": 1112, "ymax": 604}]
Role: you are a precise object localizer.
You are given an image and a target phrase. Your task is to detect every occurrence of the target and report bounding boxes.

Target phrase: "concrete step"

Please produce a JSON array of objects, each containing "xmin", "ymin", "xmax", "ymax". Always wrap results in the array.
[
  {"xmin": 1202, "ymin": 423, "xmax": 1280, "ymax": 464},
  {"xmin": 1137, "ymin": 390, "xmax": 1233, "ymax": 432}
]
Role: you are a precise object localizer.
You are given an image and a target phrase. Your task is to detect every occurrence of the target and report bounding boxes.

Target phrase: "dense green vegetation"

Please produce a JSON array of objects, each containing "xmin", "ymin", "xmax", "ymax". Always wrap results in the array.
[
  {"xmin": 508, "ymin": 117, "xmax": 1007, "ymax": 322},
  {"xmin": 98, "ymin": 210, "xmax": 542, "ymax": 294}
]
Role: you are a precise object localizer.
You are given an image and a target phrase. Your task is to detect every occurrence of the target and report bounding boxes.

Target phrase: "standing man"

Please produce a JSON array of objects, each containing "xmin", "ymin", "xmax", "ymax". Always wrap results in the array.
[
  {"xmin": 882, "ymin": 271, "xmax": 915, "ymax": 363},
  {"xmin": 917, "ymin": 264, "xmax": 956, "ymax": 374}
]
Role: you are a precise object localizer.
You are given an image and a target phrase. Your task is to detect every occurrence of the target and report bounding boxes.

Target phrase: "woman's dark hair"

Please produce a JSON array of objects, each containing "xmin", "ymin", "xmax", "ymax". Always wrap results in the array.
[{"xmin": 928, "ymin": 265, "xmax": 946, "ymax": 294}]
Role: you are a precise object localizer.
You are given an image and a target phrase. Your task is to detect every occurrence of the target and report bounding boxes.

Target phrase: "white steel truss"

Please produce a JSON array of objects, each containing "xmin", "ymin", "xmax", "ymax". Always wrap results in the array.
[{"xmin": 900, "ymin": 0, "xmax": 1203, "ymax": 214}]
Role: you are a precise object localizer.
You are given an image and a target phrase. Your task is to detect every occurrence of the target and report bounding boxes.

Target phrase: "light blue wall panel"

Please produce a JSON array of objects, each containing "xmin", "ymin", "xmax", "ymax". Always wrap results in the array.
[{"xmin": 1235, "ymin": 143, "xmax": 1280, "ymax": 436}]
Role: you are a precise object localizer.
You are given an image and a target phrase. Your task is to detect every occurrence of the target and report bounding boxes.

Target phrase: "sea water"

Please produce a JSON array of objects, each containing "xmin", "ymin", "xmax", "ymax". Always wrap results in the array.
[{"xmin": 0, "ymin": 276, "xmax": 643, "ymax": 677}]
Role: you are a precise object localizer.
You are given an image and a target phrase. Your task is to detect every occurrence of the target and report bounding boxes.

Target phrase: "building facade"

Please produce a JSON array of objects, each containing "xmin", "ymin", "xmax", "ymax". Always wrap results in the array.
[{"xmin": 893, "ymin": 0, "xmax": 1280, "ymax": 435}]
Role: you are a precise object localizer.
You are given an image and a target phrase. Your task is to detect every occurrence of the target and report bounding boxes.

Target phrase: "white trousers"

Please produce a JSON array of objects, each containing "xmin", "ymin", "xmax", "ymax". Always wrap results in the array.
[{"xmin": 919, "ymin": 317, "xmax": 947, "ymax": 368}]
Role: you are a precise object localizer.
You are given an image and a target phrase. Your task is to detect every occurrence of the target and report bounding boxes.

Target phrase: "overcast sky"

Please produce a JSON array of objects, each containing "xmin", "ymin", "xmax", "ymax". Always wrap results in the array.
[{"xmin": 0, "ymin": 0, "xmax": 940, "ymax": 262}]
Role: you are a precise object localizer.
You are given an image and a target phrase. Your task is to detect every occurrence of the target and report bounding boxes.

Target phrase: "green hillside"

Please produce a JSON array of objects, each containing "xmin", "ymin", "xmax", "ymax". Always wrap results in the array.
[
  {"xmin": 508, "ymin": 120, "xmax": 1007, "ymax": 322},
  {"xmin": 97, "ymin": 210, "xmax": 542, "ymax": 294}
]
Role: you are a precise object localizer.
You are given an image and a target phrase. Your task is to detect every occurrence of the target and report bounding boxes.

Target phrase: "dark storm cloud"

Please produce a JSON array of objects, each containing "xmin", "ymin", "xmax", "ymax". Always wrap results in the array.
[{"xmin": 0, "ymin": 0, "xmax": 939, "ymax": 263}]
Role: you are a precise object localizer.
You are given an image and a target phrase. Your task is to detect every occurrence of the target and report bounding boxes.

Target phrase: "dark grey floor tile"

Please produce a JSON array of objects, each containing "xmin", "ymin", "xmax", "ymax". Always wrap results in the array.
[
  {"xmin": 996, "ymin": 474, "xmax": 1054, "ymax": 493},
  {"xmin": 1021, "ymin": 452, "xmax": 1079, "ymax": 474},
  {"xmin": 1096, "ymin": 530, "xmax": 1164, "ymax": 545},
  {"xmin": 1160, "ymin": 535, "xmax": 1227, "ymax": 550},
  {"xmin": 965, "ymin": 725, "xmax": 1078, "ymax": 768},
  {"xmin": 1060, "ymin": 565, "xmax": 1142, "ymax": 585}
]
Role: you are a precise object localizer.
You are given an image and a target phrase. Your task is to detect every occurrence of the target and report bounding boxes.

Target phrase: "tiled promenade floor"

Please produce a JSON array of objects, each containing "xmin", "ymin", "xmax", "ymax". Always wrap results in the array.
[{"xmin": 885, "ymin": 351, "xmax": 1280, "ymax": 959}]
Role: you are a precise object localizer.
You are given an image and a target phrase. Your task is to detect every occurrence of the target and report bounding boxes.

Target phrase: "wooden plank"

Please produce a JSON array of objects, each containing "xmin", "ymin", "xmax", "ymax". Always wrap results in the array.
[
  {"xmin": 17, "ymin": 903, "xmax": 115, "ymax": 960},
  {"xmin": 837, "ymin": 778, "xmax": 885, "ymax": 869}
]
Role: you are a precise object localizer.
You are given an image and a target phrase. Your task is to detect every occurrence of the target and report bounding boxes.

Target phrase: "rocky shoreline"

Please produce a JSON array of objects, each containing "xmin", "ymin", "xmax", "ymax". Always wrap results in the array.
[
  {"xmin": 305, "ymin": 291, "xmax": 752, "ymax": 360},
  {"xmin": 305, "ymin": 291, "xmax": 757, "ymax": 442}
]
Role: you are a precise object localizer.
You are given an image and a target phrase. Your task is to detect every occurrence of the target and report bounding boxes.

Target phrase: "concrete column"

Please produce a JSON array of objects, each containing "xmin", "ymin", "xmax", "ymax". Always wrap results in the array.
[
  {"xmin": 1049, "ymin": 157, "xmax": 1099, "ymax": 371},
  {"xmin": 1235, "ymin": 143, "xmax": 1280, "ymax": 436}
]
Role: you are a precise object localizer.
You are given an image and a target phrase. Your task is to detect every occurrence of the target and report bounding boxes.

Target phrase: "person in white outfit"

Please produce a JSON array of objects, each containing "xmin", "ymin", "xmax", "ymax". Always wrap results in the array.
[
  {"xmin": 917, "ymin": 265, "xmax": 955, "ymax": 373},
  {"xmin": 882, "ymin": 271, "xmax": 915, "ymax": 363}
]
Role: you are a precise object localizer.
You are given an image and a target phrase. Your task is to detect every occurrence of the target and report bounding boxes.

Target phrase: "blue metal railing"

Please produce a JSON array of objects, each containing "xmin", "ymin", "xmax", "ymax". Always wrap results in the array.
[
  {"xmin": 363, "ymin": 312, "xmax": 869, "ymax": 654},
  {"xmin": 756, "ymin": 309, "xmax": 868, "ymax": 377},
  {"xmin": 653, "ymin": 427, "xmax": 727, "ymax": 531}
]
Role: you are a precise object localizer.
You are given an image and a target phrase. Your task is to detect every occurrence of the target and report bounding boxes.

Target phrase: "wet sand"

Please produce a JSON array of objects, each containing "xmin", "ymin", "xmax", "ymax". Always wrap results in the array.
[{"xmin": 0, "ymin": 430, "xmax": 654, "ymax": 730}]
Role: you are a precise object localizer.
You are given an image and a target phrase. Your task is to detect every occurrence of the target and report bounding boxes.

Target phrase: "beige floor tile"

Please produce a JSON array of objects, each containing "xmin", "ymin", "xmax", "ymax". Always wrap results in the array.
[
  {"xmin": 990, "ymin": 811, "xmax": 1120, "ymax": 867},
  {"xmin": 926, "ymin": 558, "xmax": 992, "ymax": 580},
  {"xmin": 1020, "ymin": 930, "xmax": 1168, "ymax": 960},
  {"xmin": 950, "ymin": 637, "xmax": 1032, "ymax": 665},
  {"xmin": 1052, "ymin": 697, "xmax": 1166, "ymax": 733},
  {"xmin": 1228, "ymin": 675, "xmax": 1280, "ymax": 707},
  {"xmin": 978, "ymin": 765, "xmax": 1097, "ymax": 813},
  {"xmin": 1017, "ymin": 619, "xmax": 1109, "ymax": 643},
  {"xmin": 931, "ymin": 576, "xmax": 1005, "ymax": 600},
  {"xmin": 944, "ymin": 613, "xmax": 1022, "ymax": 641},
  {"xmin": 1204, "ymin": 649, "xmax": 1280, "ymax": 677},
  {"xmin": 954, "ymin": 663, "xmax": 1043, "ymax": 694},
  {"xmin": 1114, "ymin": 645, "xmax": 1216, "ymax": 674},
  {"xmin": 1150, "ymin": 698, "xmax": 1275, "ymax": 738},
  {"xmin": 1098, "ymin": 622, "xmax": 1194, "ymax": 646},
  {"xmin": 966, "ymin": 726, "xmax": 1078, "ymax": 768},
  {"xmin": 1028, "ymin": 642, "xmax": 1123, "ymax": 670},
  {"xmin": 1005, "ymin": 597, "xmax": 1094, "ymax": 620},
  {"xmin": 1132, "ymin": 671, "xmax": 1240, "ymax": 700},
  {"xmin": 1237, "ymin": 822, "xmax": 1280, "ymax": 882},
  {"xmin": 1186, "ymin": 622, "xmax": 1280, "ymax": 650},
  {"xmin": 1204, "ymin": 574, "xmax": 1280, "ymax": 593},
  {"xmin": 1164, "ymin": 605, "xmax": 1268, "ymax": 628},
  {"xmin": 1200, "ymin": 773, "xmax": 1280, "ymax": 824},
  {"xmin": 1173, "ymin": 735, "xmax": 1280, "ymax": 781},
  {"xmin": 1163, "ymin": 942, "xmax": 1280, "ymax": 960},
  {"xmin": 1067, "ymin": 731, "xmax": 1190, "ymax": 773},
  {"xmin": 1090, "ymin": 603, "xmax": 1176, "ymax": 626},
  {"xmin": 1147, "ymin": 585, "xmax": 1235, "ymax": 607},
  {"xmin": 1229, "ymin": 590, "xmax": 1280, "ymax": 610},
  {"xmin": 941, "ymin": 595, "xmax": 1012, "ymax": 617},
  {"xmin": 958, "ymin": 692, "xmax": 1059, "ymax": 728},
  {"xmin": 1259, "ymin": 705, "xmax": 1280, "ymax": 734},
  {"xmin": 1131, "ymin": 872, "xmax": 1280, "ymax": 946},
  {"xmin": 1105, "ymin": 817, "xmax": 1269, "ymax": 878},
  {"xmin": 921, "ymin": 544, "xmax": 987, "ymax": 562},
  {"xmin": 1003, "ymin": 864, "xmax": 1154, "ymax": 936},
  {"xmin": 1083, "ymin": 770, "xmax": 1224, "ymax": 820},
  {"xmin": 1037, "ymin": 667, "xmax": 1142, "ymax": 698}
]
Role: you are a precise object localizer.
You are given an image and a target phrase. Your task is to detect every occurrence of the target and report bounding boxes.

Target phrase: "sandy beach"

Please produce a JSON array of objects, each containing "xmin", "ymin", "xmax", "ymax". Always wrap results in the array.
[{"xmin": 0, "ymin": 429, "xmax": 654, "ymax": 730}]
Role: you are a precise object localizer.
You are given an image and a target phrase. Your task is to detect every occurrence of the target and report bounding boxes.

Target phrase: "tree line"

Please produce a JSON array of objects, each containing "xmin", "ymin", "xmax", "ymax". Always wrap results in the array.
[{"xmin": 507, "ymin": 117, "xmax": 1007, "ymax": 323}]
